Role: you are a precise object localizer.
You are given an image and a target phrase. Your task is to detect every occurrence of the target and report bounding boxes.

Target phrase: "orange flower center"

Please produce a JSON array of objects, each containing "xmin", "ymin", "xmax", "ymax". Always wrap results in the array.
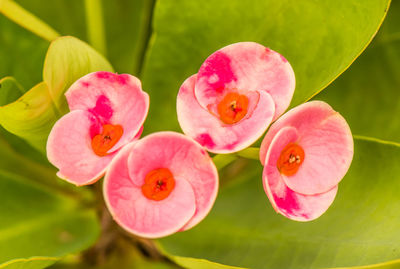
[
  {"xmin": 277, "ymin": 143, "xmax": 305, "ymax": 176},
  {"xmin": 217, "ymin": 92, "xmax": 249, "ymax": 124},
  {"xmin": 141, "ymin": 168, "xmax": 176, "ymax": 201},
  {"xmin": 91, "ymin": 124, "xmax": 123, "ymax": 156}
]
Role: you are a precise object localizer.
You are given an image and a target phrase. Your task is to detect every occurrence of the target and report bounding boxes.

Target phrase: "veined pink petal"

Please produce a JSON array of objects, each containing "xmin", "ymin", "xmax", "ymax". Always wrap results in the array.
[
  {"xmin": 177, "ymin": 75, "xmax": 275, "ymax": 153},
  {"xmin": 65, "ymin": 71, "xmax": 149, "ymax": 153},
  {"xmin": 260, "ymin": 101, "xmax": 340, "ymax": 164},
  {"xmin": 46, "ymin": 110, "xmax": 116, "ymax": 185},
  {"xmin": 284, "ymin": 114, "xmax": 353, "ymax": 195},
  {"xmin": 126, "ymin": 132, "xmax": 219, "ymax": 230},
  {"xmin": 132, "ymin": 125, "xmax": 144, "ymax": 140},
  {"xmin": 260, "ymin": 101, "xmax": 353, "ymax": 195},
  {"xmin": 195, "ymin": 42, "xmax": 295, "ymax": 120},
  {"xmin": 103, "ymin": 143, "xmax": 196, "ymax": 238},
  {"xmin": 263, "ymin": 126, "xmax": 337, "ymax": 221}
]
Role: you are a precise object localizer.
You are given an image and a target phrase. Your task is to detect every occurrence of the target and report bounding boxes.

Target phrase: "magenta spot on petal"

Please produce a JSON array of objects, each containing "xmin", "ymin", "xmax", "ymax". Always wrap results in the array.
[
  {"xmin": 262, "ymin": 47, "xmax": 273, "ymax": 61},
  {"xmin": 117, "ymin": 74, "xmax": 130, "ymax": 85},
  {"xmin": 96, "ymin": 72, "xmax": 130, "ymax": 85},
  {"xmin": 88, "ymin": 114, "xmax": 101, "ymax": 138},
  {"xmin": 96, "ymin": 71, "xmax": 112, "ymax": 80},
  {"xmin": 89, "ymin": 95, "xmax": 113, "ymax": 121},
  {"xmin": 280, "ymin": 54, "xmax": 288, "ymax": 63},
  {"xmin": 273, "ymin": 188, "xmax": 300, "ymax": 216},
  {"xmin": 301, "ymin": 213, "xmax": 309, "ymax": 219},
  {"xmin": 201, "ymin": 51, "xmax": 237, "ymax": 95},
  {"xmin": 81, "ymin": 81, "xmax": 90, "ymax": 87},
  {"xmin": 197, "ymin": 133, "xmax": 215, "ymax": 148},
  {"xmin": 133, "ymin": 126, "xmax": 144, "ymax": 140},
  {"xmin": 225, "ymin": 141, "xmax": 239, "ymax": 151}
]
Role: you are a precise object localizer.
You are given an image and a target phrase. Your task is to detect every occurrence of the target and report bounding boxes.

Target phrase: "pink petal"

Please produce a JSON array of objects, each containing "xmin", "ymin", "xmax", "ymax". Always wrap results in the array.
[
  {"xmin": 177, "ymin": 75, "xmax": 275, "ymax": 153},
  {"xmin": 195, "ymin": 42, "xmax": 295, "ymax": 120},
  {"xmin": 46, "ymin": 110, "xmax": 116, "ymax": 185},
  {"xmin": 260, "ymin": 101, "xmax": 345, "ymax": 164},
  {"xmin": 103, "ymin": 143, "xmax": 196, "ymax": 238},
  {"xmin": 263, "ymin": 126, "xmax": 337, "ymax": 221},
  {"xmin": 284, "ymin": 114, "xmax": 354, "ymax": 195},
  {"xmin": 260, "ymin": 101, "xmax": 353, "ymax": 195},
  {"xmin": 126, "ymin": 132, "xmax": 219, "ymax": 230},
  {"xmin": 65, "ymin": 71, "xmax": 149, "ymax": 153}
]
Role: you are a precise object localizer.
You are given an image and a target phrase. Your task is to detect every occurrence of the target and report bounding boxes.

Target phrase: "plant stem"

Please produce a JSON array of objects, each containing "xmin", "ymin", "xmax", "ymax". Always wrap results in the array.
[
  {"xmin": 236, "ymin": 147, "xmax": 260, "ymax": 160},
  {"xmin": 136, "ymin": 0, "xmax": 156, "ymax": 76},
  {"xmin": 212, "ymin": 147, "xmax": 260, "ymax": 170},
  {"xmin": 0, "ymin": 0, "xmax": 60, "ymax": 42},
  {"xmin": 84, "ymin": 0, "xmax": 107, "ymax": 56},
  {"xmin": 212, "ymin": 154, "xmax": 238, "ymax": 170}
]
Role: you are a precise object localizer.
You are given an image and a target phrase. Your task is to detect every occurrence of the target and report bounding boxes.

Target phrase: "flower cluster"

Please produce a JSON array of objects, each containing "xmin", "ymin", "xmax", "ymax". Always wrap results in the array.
[
  {"xmin": 177, "ymin": 42, "xmax": 353, "ymax": 221},
  {"xmin": 47, "ymin": 42, "xmax": 354, "ymax": 239},
  {"xmin": 47, "ymin": 71, "xmax": 218, "ymax": 238}
]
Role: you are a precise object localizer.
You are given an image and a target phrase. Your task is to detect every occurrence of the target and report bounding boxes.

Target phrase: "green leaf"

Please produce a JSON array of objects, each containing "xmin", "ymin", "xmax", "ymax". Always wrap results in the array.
[
  {"xmin": 316, "ymin": 0, "xmax": 400, "ymax": 144},
  {"xmin": 158, "ymin": 139, "xmax": 400, "ymax": 268},
  {"xmin": 0, "ymin": 80, "xmax": 52, "ymax": 166},
  {"xmin": 43, "ymin": 36, "xmax": 113, "ymax": 113},
  {"xmin": 0, "ymin": 0, "xmax": 60, "ymax": 42},
  {"xmin": 0, "ymin": 77, "xmax": 24, "ymax": 106},
  {"xmin": 50, "ymin": 237, "xmax": 177, "ymax": 269},
  {"xmin": 0, "ymin": 81, "xmax": 58, "ymax": 152},
  {"xmin": 336, "ymin": 259, "xmax": 400, "ymax": 269},
  {"xmin": 1, "ymin": 35, "xmax": 114, "ymax": 153},
  {"xmin": 0, "ymin": 257, "xmax": 58, "ymax": 269},
  {"xmin": 102, "ymin": 0, "xmax": 155, "ymax": 75},
  {"xmin": 141, "ymin": 0, "xmax": 390, "ymax": 133},
  {"xmin": 0, "ymin": 129, "xmax": 55, "ymax": 184},
  {"xmin": 0, "ymin": 170, "xmax": 100, "ymax": 268},
  {"xmin": 170, "ymin": 256, "xmax": 245, "ymax": 269},
  {"xmin": 0, "ymin": 77, "xmax": 51, "ymax": 165},
  {"xmin": 14, "ymin": 0, "xmax": 87, "ymax": 41},
  {"xmin": 13, "ymin": 0, "xmax": 153, "ymax": 75},
  {"xmin": 84, "ymin": 0, "xmax": 106, "ymax": 56},
  {"xmin": 0, "ymin": 15, "xmax": 48, "ymax": 89}
]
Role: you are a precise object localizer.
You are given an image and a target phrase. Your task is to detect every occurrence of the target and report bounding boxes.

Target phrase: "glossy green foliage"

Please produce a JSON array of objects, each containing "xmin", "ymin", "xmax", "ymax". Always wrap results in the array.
[
  {"xmin": 0, "ymin": 16, "xmax": 47, "ymax": 89},
  {"xmin": 101, "ymin": 0, "xmax": 154, "ymax": 74},
  {"xmin": 0, "ymin": 257, "xmax": 58, "ymax": 269},
  {"xmin": 317, "ymin": 0, "xmax": 400, "ymax": 144},
  {"xmin": 170, "ymin": 256, "xmax": 244, "ymax": 269},
  {"xmin": 0, "ymin": 36, "xmax": 114, "ymax": 152},
  {"xmin": 0, "ymin": 77, "xmax": 24, "ymax": 105},
  {"xmin": 0, "ymin": 82, "xmax": 58, "ymax": 151},
  {"xmin": 159, "ymin": 139, "xmax": 400, "ymax": 268},
  {"xmin": 50, "ymin": 238, "xmax": 177, "ymax": 269},
  {"xmin": 43, "ymin": 36, "xmax": 113, "ymax": 113},
  {"xmin": 0, "ymin": 0, "xmax": 59, "ymax": 41},
  {"xmin": 0, "ymin": 170, "xmax": 99, "ymax": 269},
  {"xmin": 141, "ymin": 0, "xmax": 389, "ymax": 133},
  {"xmin": 14, "ymin": 0, "xmax": 153, "ymax": 74}
]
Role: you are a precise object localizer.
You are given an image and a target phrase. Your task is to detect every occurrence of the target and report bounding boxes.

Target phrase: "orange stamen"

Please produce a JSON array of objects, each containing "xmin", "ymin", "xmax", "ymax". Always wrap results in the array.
[
  {"xmin": 217, "ymin": 92, "xmax": 249, "ymax": 124},
  {"xmin": 141, "ymin": 168, "xmax": 175, "ymax": 201},
  {"xmin": 277, "ymin": 143, "xmax": 305, "ymax": 176},
  {"xmin": 91, "ymin": 124, "xmax": 123, "ymax": 156}
]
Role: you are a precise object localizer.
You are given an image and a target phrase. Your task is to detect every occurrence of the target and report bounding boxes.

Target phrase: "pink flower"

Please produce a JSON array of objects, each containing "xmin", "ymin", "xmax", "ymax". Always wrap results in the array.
[
  {"xmin": 103, "ymin": 132, "xmax": 218, "ymax": 238},
  {"xmin": 46, "ymin": 71, "xmax": 149, "ymax": 186},
  {"xmin": 259, "ymin": 101, "xmax": 353, "ymax": 221},
  {"xmin": 177, "ymin": 42, "xmax": 295, "ymax": 153}
]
